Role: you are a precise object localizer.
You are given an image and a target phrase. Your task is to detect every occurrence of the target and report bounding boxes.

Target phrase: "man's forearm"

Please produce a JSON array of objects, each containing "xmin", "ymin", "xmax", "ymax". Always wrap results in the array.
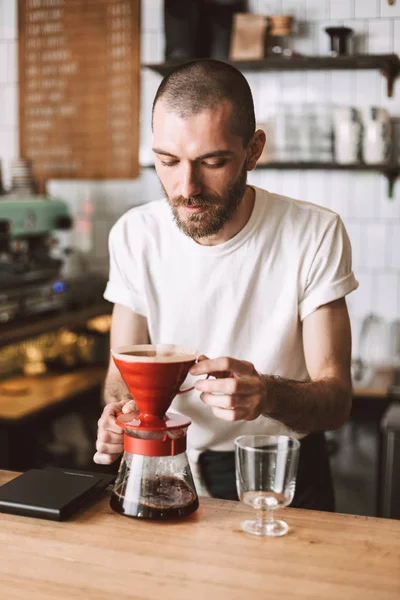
[{"xmin": 262, "ymin": 375, "xmax": 352, "ymax": 433}]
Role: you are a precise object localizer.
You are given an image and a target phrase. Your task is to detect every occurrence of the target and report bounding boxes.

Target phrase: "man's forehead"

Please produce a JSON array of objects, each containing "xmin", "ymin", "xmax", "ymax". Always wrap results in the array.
[
  {"xmin": 153, "ymin": 98, "xmax": 234, "ymax": 127},
  {"xmin": 152, "ymin": 102, "xmax": 243, "ymax": 156}
]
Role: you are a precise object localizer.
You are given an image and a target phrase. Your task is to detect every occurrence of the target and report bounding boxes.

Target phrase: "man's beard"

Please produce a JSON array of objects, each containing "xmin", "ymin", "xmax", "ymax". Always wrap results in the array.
[{"xmin": 160, "ymin": 161, "xmax": 248, "ymax": 239}]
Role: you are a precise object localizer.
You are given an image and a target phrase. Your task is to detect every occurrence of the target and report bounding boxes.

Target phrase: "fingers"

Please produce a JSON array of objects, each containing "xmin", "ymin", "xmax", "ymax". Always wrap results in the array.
[
  {"xmin": 209, "ymin": 406, "xmax": 248, "ymax": 422},
  {"xmin": 93, "ymin": 451, "xmax": 121, "ymax": 465},
  {"xmin": 96, "ymin": 439, "xmax": 123, "ymax": 455},
  {"xmin": 196, "ymin": 354, "xmax": 209, "ymax": 363},
  {"xmin": 95, "ymin": 400, "xmax": 129, "ymax": 465},
  {"xmin": 190, "ymin": 356, "xmax": 256, "ymax": 377},
  {"xmin": 97, "ymin": 428, "xmax": 123, "ymax": 445},
  {"xmin": 199, "ymin": 391, "xmax": 261, "ymax": 421},
  {"xmin": 122, "ymin": 400, "xmax": 138, "ymax": 414},
  {"xmin": 97, "ymin": 401, "xmax": 129, "ymax": 434},
  {"xmin": 199, "ymin": 392, "xmax": 243, "ymax": 409},
  {"xmin": 195, "ymin": 376, "xmax": 257, "ymax": 395}
]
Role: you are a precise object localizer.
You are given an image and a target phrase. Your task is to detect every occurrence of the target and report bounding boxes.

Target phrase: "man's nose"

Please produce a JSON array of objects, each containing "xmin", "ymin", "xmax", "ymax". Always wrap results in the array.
[{"xmin": 179, "ymin": 163, "xmax": 202, "ymax": 199}]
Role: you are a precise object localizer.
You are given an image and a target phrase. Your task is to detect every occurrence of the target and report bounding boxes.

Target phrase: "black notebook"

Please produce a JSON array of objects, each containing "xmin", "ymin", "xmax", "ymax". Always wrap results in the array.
[{"xmin": 0, "ymin": 468, "xmax": 116, "ymax": 521}]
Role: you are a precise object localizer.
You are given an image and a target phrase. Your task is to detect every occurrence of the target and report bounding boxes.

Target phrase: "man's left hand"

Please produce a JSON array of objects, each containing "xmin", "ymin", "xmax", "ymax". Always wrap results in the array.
[{"xmin": 190, "ymin": 356, "xmax": 267, "ymax": 421}]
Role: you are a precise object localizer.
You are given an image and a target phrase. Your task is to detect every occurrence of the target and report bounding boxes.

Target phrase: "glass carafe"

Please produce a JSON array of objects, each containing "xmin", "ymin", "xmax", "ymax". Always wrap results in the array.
[{"xmin": 110, "ymin": 426, "xmax": 199, "ymax": 519}]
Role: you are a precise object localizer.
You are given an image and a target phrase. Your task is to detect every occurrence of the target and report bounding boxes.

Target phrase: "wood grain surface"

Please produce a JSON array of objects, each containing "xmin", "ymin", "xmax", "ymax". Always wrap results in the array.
[
  {"xmin": 0, "ymin": 470, "xmax": 399, "ymax": 600},
  {"xmin": 18, "ymin": 0, "xmax": 140, "ymax": 191}
]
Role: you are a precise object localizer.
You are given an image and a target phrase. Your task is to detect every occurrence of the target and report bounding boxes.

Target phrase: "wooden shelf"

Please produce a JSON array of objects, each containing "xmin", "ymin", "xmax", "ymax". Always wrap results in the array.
[
  {"xmin": 142, "ymin": 162, "xmax": 400, "ymax": 198},
  {"xmin": 256, "ymin": 162, "xmax": 400, "ymax": 198},
  {"xmin": 0, "ymin": 302, "xmax": 112, "ymax": 348},
  {"xmin": 143, "ymin": 54, "xmax": 400, "ymax": 97}
]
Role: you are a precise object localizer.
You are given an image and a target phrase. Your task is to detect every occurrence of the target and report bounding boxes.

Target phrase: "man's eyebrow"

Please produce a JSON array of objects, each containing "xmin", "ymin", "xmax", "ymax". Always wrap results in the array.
[
  {"xmin": 152, "ymin": 148, "xmax": 234, "ymax": 160},
  {"xmin": 152, "ymin": 148, "xmax": 177, "ymax": 157}
]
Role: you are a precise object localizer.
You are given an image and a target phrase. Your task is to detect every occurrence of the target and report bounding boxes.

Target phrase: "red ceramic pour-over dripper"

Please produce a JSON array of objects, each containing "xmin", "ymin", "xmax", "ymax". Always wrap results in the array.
[{"xmin": 111, "ymin": 344, "xmax": 198, "ymax": 427}]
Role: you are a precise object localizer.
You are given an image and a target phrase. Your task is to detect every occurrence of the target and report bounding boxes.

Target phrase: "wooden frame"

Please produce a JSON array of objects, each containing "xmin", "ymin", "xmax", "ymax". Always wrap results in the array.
[{"xmin": 18, "ymin": 0, "xmax": 140, "ymax": 192}]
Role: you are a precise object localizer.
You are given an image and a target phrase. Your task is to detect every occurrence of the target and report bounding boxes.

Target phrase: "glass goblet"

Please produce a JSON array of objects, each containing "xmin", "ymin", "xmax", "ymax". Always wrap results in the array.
[{"xmin": 235, "ymin": 434, "xmax": 300, "ymax": 537}]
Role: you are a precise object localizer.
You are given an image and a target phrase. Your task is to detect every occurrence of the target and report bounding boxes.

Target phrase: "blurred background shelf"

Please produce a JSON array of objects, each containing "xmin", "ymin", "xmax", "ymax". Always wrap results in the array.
[
  {"xmin": 142, "ymin": 163, "xmax": 400, "ymax": 198},
  {"xmin": 0, "ymin": 302, "xmax": 112, "ymax": 348},
  {"xmin": 144, "ymin": 54, "xmax": 400, "ymax": 97},
  {"xmin": 256, "ymin": 162, "xmax": 400, "ymax": 198}
]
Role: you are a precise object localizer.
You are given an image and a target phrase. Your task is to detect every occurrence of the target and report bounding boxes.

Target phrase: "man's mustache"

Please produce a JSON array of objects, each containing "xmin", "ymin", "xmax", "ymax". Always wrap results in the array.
[{"xmin": 171, "ymin": 195, "xmax": 218, "ymax": 208}]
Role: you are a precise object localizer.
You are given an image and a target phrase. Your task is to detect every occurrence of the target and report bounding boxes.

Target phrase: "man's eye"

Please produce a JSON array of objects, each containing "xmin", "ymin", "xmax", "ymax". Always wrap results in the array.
[
  {"xmin": 203, "ymin": 161, "xmax": 226, "ymax": 169},
  {"xmin": 161, "ymin": 160, "xmax": 178, "ymax": 167}
]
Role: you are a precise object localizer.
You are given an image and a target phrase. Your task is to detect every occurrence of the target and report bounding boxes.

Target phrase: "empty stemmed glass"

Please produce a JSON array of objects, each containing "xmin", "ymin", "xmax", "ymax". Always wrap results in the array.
[{"xmin": 235, "ymin": 435, "xmax": 300, "ymax": 537}]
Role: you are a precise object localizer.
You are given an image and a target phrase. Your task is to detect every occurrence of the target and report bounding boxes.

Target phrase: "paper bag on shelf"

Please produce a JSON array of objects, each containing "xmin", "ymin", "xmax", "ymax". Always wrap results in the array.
[{"xmin": 229, "ymin": 13, "xmax": 267, "ymax": 61}]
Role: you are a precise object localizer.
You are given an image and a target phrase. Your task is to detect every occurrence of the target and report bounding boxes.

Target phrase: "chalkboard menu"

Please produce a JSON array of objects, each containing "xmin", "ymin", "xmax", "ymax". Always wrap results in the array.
[{"xmin": 18, "ymin": 0, "xmax": 140, "ymax": 191}]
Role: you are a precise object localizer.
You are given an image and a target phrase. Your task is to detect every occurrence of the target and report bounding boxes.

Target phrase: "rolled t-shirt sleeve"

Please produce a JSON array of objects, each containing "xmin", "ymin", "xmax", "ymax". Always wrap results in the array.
[
  {"xmin": 103, "ymin": 219, "xmax": 147, "ymax": 316},
  {"xmin": 299, "ymin": 215, "xmax": 359, "ymax": 321}
]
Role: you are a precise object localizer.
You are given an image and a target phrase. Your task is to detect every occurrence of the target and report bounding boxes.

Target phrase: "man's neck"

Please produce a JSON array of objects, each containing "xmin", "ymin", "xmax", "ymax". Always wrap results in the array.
[{"xmin": 194, "ymin": 185, "xmax": 255, "ymax": 247}]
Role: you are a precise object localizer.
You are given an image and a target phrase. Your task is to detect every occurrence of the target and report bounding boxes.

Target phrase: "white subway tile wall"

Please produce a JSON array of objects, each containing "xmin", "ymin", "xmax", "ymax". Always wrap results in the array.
[
  {"xmin": 2, "ymin": 85, "xmax": 17, "ymax": 129},
  {"xmin": 305, "ymin": 0, "xmax": 330, "ymax": 21},
  {"xmin": 347, "ymin": 270, "xmax": 374, "ymax": 317},
  {"xmin": 0, "ymin": 42, "xmax": 8, "ymax": 85},
  {"xmin": 375, "ymin": 273, "xmax": 399, "ymax": 320},
  {"xmin": 141, "ymin": 30, "xmax": 164, "ymax": 64},
  {"xmin": 281, "ymin": 0, "xmax": 307, "ymax": 22},
  {"xmin": 258, "ymin": 0, "xmax": 283, "ymax": 16},
  {"xmin": 0, "ymin": 0, "xmax": 400, "ymax": 347},
  {"xmin": 141, "ymin": 0, "xmax": 164, "ymax": 32},
  {"xmin": 395, "ymin": 19, "xmax": 400, "ymax": 54},
  {"xmin": 354, "ymin": 70, "xmax": 381, "ymax": 106},
  {"xmin": 294, "ymin": 21, "xmax": 319, "ymax": 56},
  {"xmin": 389, "ymin": 223, "xmax": 400, "ymax": 268},
  {"xmin": 361, "ymin": 223, "xmax": 388, "ymax": 269},
  {"xmin": 1, "ymin": 0, "xmax": 17, "ymax": 40},
  {"xmin": 380, "ymin": 0, "xmax": 400, "ymax": 19},
  {"xmin": 345, "ymin": 221, "xmax": 362, "ymax": 269},
  {"xmin": 305, "ymin": 71, "xmax": 332, "ymax": 101},
  {"xmin": 329, "ymin": 0, "xmax": 354, "ymax": 21},
  {"xmin": 6, "ymin": 40, "xmax": 17, "ymax": 84},
  {"xmin": 368, "ymin": 18, "xmax": 393, "ymax": 53},
  {"xmin": 316, "ymin": 20, "xmax": 336, "ymax": 55},
  {"xmin": 350, "ymin": 173, "xmax": 379, "ymax": 220},
  {"xmin": 343, "ymin": 19, "xmax": 369, "ymax": 54},
  {"xmin": 355, "ymin": 0, "xmax": 378, "ymax": 20}
]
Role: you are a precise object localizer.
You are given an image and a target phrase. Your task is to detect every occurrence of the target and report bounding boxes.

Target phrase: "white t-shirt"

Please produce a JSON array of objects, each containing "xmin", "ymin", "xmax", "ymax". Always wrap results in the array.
[{"xmin": 104, "ymin": 185, "xmax": 358, "ymax": 454}]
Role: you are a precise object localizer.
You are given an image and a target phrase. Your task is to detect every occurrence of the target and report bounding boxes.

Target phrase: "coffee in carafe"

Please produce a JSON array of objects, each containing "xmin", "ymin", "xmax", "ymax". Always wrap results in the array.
[
  {"xmin": 109, "ymin": 344, "xmax": 199, "ymax": 520},
  {"xmin": 110, "ymin": 455, "xmax": 198, "ymax": 519}
]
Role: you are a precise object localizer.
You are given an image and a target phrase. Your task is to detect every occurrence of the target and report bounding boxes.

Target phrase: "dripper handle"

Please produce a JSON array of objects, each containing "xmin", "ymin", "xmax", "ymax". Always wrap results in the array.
[{"xmin": 177, "ymin": 374, "xmax": 210, "ymax": 394}]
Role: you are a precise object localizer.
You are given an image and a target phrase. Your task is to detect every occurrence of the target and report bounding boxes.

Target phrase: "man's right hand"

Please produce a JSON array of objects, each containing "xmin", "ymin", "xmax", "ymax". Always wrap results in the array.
[{"xmin": 93, "ymin": 399, "xmax": 137, "ymax": 465}]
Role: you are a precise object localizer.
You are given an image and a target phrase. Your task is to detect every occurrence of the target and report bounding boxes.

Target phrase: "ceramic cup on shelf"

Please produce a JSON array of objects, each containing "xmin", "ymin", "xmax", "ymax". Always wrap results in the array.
[
  {"xmin": 333, "ymin": 107, "xmax": 362, "ymax": 164},
  {"xmin": 361, "ymin": 106, "xmax": 392, "ymax": 165}
]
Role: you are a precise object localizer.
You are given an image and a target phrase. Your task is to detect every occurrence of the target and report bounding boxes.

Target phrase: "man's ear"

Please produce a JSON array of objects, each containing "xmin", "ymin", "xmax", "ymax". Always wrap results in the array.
[{"xmin": 246, "ymin": 129, "xmax": 266, "ymax": 171}]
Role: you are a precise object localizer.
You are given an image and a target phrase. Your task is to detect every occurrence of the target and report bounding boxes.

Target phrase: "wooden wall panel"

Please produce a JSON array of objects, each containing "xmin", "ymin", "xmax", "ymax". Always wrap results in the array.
[{"xmin": 18, "ymin": 0, "xmax": 140, "ymax": 192}]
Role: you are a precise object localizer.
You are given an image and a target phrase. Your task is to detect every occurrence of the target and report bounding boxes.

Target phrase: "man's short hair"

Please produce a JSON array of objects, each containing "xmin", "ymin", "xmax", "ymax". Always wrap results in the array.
[{"xmin": 152, "ymin": 59, "xmax": 256, "ymax": 147}]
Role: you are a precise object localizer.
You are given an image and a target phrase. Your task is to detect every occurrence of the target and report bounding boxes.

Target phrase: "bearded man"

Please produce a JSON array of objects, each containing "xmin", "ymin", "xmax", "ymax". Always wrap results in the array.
[{"xmin": 94, "ymin": 59, "xmax": 358, "ymax": 511}]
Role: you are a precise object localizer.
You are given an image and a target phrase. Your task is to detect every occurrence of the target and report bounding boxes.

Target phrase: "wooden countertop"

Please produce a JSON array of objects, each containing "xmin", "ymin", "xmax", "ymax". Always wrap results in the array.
[
  {"xmin": 0, "ymin": 470, "xmax": 399, "ymax": 600},
  {"xmin": 0, "ymin": 366, "xmax": 106, "ymax": 421},
  {"xmin": 352, "ymin": 368, "xmax": 396, "ymax": 398}
]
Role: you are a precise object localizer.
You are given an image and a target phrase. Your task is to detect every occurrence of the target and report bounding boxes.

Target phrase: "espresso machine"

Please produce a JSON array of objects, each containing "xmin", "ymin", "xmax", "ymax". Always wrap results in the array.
[
  {"xmin": 109, "ymin": 344, "xmax": 200, "ymax": 520},
  {"xmin": 0, "ymin": 195, "xmax": 105, "ymax": 324}
]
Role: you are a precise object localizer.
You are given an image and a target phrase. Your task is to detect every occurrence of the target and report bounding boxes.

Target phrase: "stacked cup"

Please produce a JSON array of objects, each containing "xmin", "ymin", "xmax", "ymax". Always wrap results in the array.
[
  {"xmin": 361, "ymin": 107, "xmax": 392, "ymax": 165},
  {"xmin": 9, "ymin": 158, "xmax": 37, "ymax": 195},
  {"xmin": 333, "ymin": 107, "xmax": 362, "ymax": 164}
]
